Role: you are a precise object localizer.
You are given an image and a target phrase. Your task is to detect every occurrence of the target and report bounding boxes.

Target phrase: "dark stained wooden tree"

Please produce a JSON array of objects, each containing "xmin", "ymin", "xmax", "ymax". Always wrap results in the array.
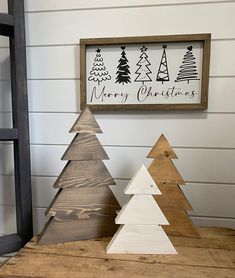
[
  {"xmin": 148, "ymin": 134, "xmax": 199, "ymax": 237},
  {"xmin": 38, "ymin": 107, "xmax": 120, "ymax": 244}
]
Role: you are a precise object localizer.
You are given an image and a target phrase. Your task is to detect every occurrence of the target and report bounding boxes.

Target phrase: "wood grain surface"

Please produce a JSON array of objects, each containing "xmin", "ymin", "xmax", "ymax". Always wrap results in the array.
[
  {"xmin": 62, "ymin": 133, "xmax": 109, "ymax": 161},
  {"xmin": 149, "ymin": 159, "xmax": 185, "ymax": 185},
  {"xmin": 162, "ymin": 210, "xmax": 200, "ymax": 237},
  {"xmin": 53, "ymin": 160, "xmax": 116, "ymax": 188},
  {"xmin": 154, "ymin": 183, "xmax": 193, "ymax": 211},
  {"xmin": 38, "ymin": 216, "xmax": 118, "ymax": 244},
  {"xmin": 107, "ymin": 224, "xmax": 177, "ymax": 254},
  {"xmin": 1, "ymin": 227, "xmax": 234, "ymax": 277},
  {"xmin": 147, "ymin": 134, "xmax": 178, "ymax": 159},
  {"xmin": 48, "ymin": 186, "xmax": 120, "ymax": 220},
  {"xmin": 70, "ymin": 107, "xmax": 102, "ymax": 134}
]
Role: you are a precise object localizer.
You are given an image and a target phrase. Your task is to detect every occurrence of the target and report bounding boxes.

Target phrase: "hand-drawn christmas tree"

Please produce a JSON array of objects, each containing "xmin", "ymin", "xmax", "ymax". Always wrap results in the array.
[
  {"xmin": 88, "ymin": 48, "xmax": 111, "ymax": 86},
  {"xmin": 116, "ymin": 46, "xmax": 131, "ymax": 85},
  {"xmin": 156, "ymin": 45, "xmax": 170, "ymax": 84},
  {"xmin": 107, "ymin": 164, "xmax": 177, "ymax": 254},
  {"xmin": 38, "ymin": 107, "xmax": 120, "ymax": 244},
  {"xmin": 135, "ymin": 45, "xmax": 152, "ymax": 85},
  {"xmin": 175, "ymin": 46, "xmax": 199, "ymax": 83},
  {"xmin": 148, "ymin": 134, "xmax": 199, "ymax": 237}
]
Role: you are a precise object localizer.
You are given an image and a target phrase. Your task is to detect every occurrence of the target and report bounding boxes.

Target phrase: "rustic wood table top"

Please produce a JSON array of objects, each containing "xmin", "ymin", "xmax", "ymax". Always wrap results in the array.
[{"xmin": 0, "ymin": 227, "xmax": 234, "ymax": 278}]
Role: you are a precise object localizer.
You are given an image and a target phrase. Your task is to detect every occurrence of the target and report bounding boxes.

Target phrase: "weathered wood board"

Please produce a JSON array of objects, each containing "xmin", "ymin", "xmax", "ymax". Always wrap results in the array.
[
  {"xmin": 1, "ymin": 227, "xmax": 235, "ymax": 278},
  {"xmin": 48, "ymin": 186, "xmax": 120, "ymax": 220},
  {"xmin": 38, "ymin": 216, "xmax": 118, "ymax": 245},
  {"xmin": 53, "ymin": 160, "xmax": 116, "ymax": 188},
  {"xmin": 62, "ymin": 133, "xmax": 109, "ymax": 161}
]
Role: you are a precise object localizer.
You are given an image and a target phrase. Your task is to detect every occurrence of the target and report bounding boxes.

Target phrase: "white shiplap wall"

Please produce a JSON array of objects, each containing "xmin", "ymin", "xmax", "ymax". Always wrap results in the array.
[{"xmin": 0, "ymin": 0, "xmax": 235, "ymax": 236}]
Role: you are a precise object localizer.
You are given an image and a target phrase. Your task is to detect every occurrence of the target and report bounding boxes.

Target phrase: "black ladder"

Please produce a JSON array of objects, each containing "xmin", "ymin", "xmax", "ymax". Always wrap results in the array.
[{"xmin": 0, "ymin": 0, "xmax": 32, "ymax": 255}]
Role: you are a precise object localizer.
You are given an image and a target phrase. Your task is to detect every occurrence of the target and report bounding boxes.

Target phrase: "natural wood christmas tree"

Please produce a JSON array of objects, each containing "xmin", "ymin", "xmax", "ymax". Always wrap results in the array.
[
  {"xmin": 107, "ymin": 164, "xmax": 177, "ymax": 254},
  {"xmin": 38, "ymin": 107, "xmax": 120, "ymax": 244},
  {"xmin": 148, "ymin": 134, "xmax": 199, "ymax": 237}
]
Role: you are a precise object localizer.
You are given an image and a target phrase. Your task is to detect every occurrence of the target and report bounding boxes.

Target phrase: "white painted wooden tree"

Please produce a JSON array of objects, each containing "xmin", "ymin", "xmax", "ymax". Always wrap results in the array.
[{"xmin": 106, "ymin": 164, "xmax": 177, "ymax": 254}]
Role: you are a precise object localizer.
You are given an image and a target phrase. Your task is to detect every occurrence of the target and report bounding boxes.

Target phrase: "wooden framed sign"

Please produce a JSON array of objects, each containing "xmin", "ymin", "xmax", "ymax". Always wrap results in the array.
[{"xmin": 80, "ymin": 34, "xmax": 211, "ymax": 111}]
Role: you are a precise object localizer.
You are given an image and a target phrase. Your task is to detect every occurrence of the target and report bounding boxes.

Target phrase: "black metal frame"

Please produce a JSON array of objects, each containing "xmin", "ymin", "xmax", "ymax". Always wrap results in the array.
[{"xmin": 0, "ymin": 0, "xmax": 33, "ymax": 255}]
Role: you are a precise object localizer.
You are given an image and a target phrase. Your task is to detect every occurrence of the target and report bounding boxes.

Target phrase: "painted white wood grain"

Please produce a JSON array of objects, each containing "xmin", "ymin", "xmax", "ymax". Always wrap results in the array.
[
  {"xmin": 26, "ymin": 112, "xmax": 235, "ymax": 148},
  {"xmin": 25, "ymin": 41, "xmax": 235, "ymax": 79},
  {"xmin": 25, "ymin": 3, "xmax": 235, "ymax": 46},
  {"xmin": 107, "ymin": 225, "xmax": 177, "ymax": 254},
  {"xmin": 124, "ymin": 164, "xmax": 161, "ymax": 195},
  {"xmin": 25, "ymin": 0, "xmax": 231, "ymax": 12},
  {"xmin": 116, "ymin": 195, "xmax": 169, "ymax": 224}
]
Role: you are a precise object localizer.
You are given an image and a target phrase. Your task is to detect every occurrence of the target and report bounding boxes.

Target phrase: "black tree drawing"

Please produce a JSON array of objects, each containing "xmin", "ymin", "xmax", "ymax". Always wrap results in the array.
[
  {"xmin": 175, "ymin": 46, "xmax": 199, "ymax": 83},
  {"xmin": 116, "ymin": 46, "xmax": 131, "ymax": 85},
  {"xmin": 135, "ymin": 45, "xmax": 152, "ymax": 85},
  {"xmin": 88, "ymin": 48, "xmax": 111, "ymax": 86},
  {"xmin": 156, "ymin": 45, "xmax": 170, "ymax": 84}
]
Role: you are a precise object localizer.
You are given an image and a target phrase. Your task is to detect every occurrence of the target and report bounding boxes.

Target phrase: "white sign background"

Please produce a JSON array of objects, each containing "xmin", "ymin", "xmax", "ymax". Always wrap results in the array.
[{"xmin": 86, "ymin": 42, "xmax": 203, "ymax": 105}]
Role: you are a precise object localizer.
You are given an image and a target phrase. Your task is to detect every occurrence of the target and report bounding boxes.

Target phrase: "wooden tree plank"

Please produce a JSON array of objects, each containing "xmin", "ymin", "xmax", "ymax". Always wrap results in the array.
[
  {"xmin": 162, "ymin": 210, "xmax": 200, "ymax": 237},
  {"xmin": 149, "ymin": 159, "xmax": 185, "ymax": 185},
  {"xmin": 38, "ymin": 216, "xmax": 118, "ymax": 245},
  {"xmin": 62, "ymin": 133, "xmax": 109, "ymax": 161},
  {"xmin": 115, "ymin": 195, "xmax": 169, "ymax": 225},
  {"xmin": 107, "ymin": 225, "xmax": 177, "ymax": 254},
  {"xmin": 53, "ymin": 160, "xmax": 116, "ymax": 188},
  {"xmin": 70, "ymin": 107, "xmax": 102, "ymax": 134},
  {"xmin": 147, "ymin": 134, "xmax": 178, "ymax": 159},
  {"xmin": 48, "ymin": 186, "xmax": 120, "ymax": 220},
  {"xmin": 154, "ymin": 183, "xmax": 193, "ymax": 211},
  {"xmin": 124, "ymin": 164, "xmax": 161, "ymax": 195}
]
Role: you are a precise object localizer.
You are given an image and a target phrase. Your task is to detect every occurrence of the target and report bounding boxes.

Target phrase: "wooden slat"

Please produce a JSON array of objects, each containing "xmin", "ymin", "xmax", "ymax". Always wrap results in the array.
[
  {"xmin": 147, "ymin": 134, "xmax": 178, "ymax": 159},
  {"xmin": 70, "ymin": 107, "xmax": 102, "ymax": 134},
  {"xmin": 149, "ymin": 159, "xmax": 185, "ymax": 185},
  {"xmin": 0, "ymin": 129, "xmax": 18, "ymax": 141},
  {"xmin": 154, "ymin": 183, "xmax": 192, "ymax": 211},
  {"xmin": 162, "ymin": 210, "xmax": 200, "ymax": 237},
  {"xmin": 38, "ymin": 216, "xmax": 118, "ymax": 245},
  {"xmin": 1, "ymin": 227, "xmax": 235, "ymax": 277},
  {"xmin": 48, "ymin": 186, "xmax": 120, "ymax": 220},
  {"xmin": 62, "ymin": 133, "xmax": 109, "ymax": 161},
  {"xmin": 53, "ymin": 160, "xmax": 116, "ymax": 188}
]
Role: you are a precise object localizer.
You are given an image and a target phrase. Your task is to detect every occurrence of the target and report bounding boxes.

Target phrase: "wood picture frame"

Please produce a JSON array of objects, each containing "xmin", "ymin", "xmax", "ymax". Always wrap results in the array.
[{"xmin": 80, "ymin": 34, "xmax": 211, "ymax": 111}]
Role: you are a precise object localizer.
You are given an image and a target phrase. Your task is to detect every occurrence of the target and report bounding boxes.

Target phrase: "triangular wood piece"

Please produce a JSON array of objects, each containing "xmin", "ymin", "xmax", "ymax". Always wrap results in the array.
[
  {"xmin": 62, "ymin": 134, "xmax": 109, "ymax": 161},
  {"xmin": 147, "ymin": 134, "xmax": 178, "ymax": 159},
  {"xmin": 162, "ymin": 210, "xmax": 200, "ymax": 237},
  {"xmin": 106, "ymin": 225, "xmax": 177, "ymax": 254},
  {"xmin": 70, "ymin": 107, "xmax": 102, "ymax": 134},
  {"xmin": 53, "ymin": 160, "xmax": 116, "ymax": 188},
  {"xmin": 148, "ymin": 159, "xmax": 185, "ymax": 185},
  {"xmin": 47, "ymin": 186, "xmax": 120, "ymax": 220},
  {"xmin": 38, "ymin": 215, "xmax": 118, "ymax": 245},
  {"xmin": 115, "ymin": 195, "xmax": 169, "ymax": 225},
  {"xmin": 124, "ymin": 164, "xmax": 162, "ymax": 195},
  {"xmin": 154, "ymin": 184, "xmax": 192, "ymax": 211}
]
